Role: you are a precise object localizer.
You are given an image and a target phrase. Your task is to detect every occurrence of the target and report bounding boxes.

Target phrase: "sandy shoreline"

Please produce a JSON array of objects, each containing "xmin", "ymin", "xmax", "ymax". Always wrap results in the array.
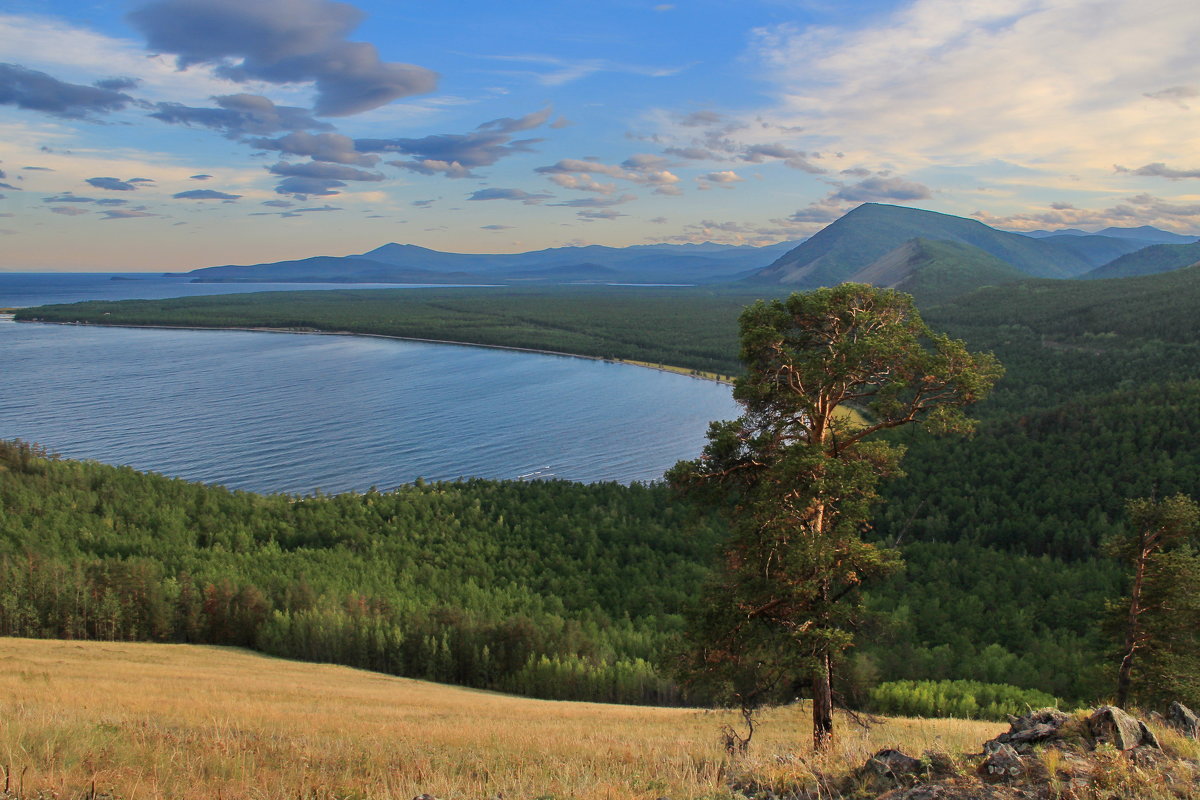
[{"xmin": 20, "ymin": 318, "xmax": 734, "ymax": 385}]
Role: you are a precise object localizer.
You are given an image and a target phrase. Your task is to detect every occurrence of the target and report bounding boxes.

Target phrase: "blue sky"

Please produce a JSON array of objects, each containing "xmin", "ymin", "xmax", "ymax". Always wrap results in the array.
[{"xmin": 1, "ymin": 0, "xmax": 1198, "ymax": 270}]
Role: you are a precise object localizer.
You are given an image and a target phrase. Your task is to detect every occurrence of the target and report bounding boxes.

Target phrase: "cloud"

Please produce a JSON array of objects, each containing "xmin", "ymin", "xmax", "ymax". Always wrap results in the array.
[
  {"xmin": 577, "ymin": 209, "xmax": 625, "ymax": 221},
  {"xmin": 100, "ymin": 208, "xmax": 157, "ymax": 219},
  {"xmin": 50, "ymin": 206, "xmax": 89, "ymax": 216},
  {"xmin": 481, "ymin": 224, "xmax": 512, "ymax": 230},
  {"xmin": 473, "ymin": 53, "xmax": 688, "ymax": 87},
  {"xmin": 467, "ymin": 187, "xmax": 552, "ymax": 204},
  {"xmin": 548, "ymin": 193, "xmax": 636, "ymax": 208},
  {"xmin": 261, "ymin": 199, "xmax": 294, "ymax": 207},
  {"xmin": 973, "ymin": 194, "xmax": 1200, "ymax": 232},
  {"xmin": 189, "ymin": 174, "xmax": 212, "ymax": 180},
  {"xmin": 173, "ymin": 189, "xmax": 242, "ymax": 199},
  {"xmin": 249, "ymin": 131, "xmax": 378, "ymax": 165},
  {"xmin": 830, "ymin": 176, "xmax": 931, "ymax": 203},
  {"xmin": 268, "ymin": 160, "xmax": 384, "ymax": 181},
  {"xmin": 127, "ymin": 0, "xmax": 438, "ymax": 116},
  {"xmin": 45, "ymin": 194, "xmax": 96, "ymax": 203},
  {"xmin": 1116, "ymin": 162, "xmax": 1200, "ymax": 180},
  {"xmin": 86, "ymin": 176, "xmax": 140, "ymax": 191},
  {"xmin": 544, "ymin": 173, "xmax": 617, "ymax": 194},
  {"xmin": 747, "ymin": 0, "xmax": 1200, "ymax": 179},
  {"xmin": 0, "ymin": 62, "xmax": 132, "ymax": 118},
  {"xmin": 359, "ymin": 109, "xmax": 550, "ymax": 178},
  {"xmin": 679, "ymin": 110, "xmax": 724, "ymax": 127},
  {"xmin": 94, "ymin": 76, "xmax": 140, "ymax": 92},
  {"xmin": 697, "ymin": 170, "xmax": 744, "ymax": 188},
  {"xmin": 274, "ymin": 176, "xmax": 344, "ymax": 198},
  {"xmin": 151, "ymin": 93, "xmax": 333, "ymax": 136},
  {"xmin": 1144, "ymin": 86, "xmax": 1198, "ymax": 108},
  {"xmin": 535, "ymin": 158, "xmax": 680, "ymax": 192}
]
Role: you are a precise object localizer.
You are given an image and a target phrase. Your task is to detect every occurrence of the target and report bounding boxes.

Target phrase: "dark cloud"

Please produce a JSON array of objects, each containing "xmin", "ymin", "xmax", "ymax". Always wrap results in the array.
[
  {"xmin": 679, "ymin": 110, "xmax": 724, "ymax": 127},
  {"xmin": 94, "ymin": 77, "xmax": 141, "ymax": 92},
  {"xmin": 481, "ymin": 224, "xmax": 512, "ymax": 230},
  {"xmin": 128, "ymin": 0, "xmax": 437, "ymax": 116},
  {"xmin": 128, "ymin": 177, "xmax": 155, "ymax": 184},
  {"xmin": 467, "ymin": 187, "xmax": 552, "ymax": 204},
  {"xmin": 86, "ymin": 177, "xmax": 140, "ymax": 191},
  {"xmin": 831, "ymin": 176, "xmax": 931, "ymax": 203},
  {"xmin": 476, "ymin": 107, "xmax": 552, "ymax": 134},
  {"xmin": 96, "ymin": 198, "xmax": 130, "ymax": 206},
  {"xmin": 261, "ymin": 199, "xmax": 294, "ymax": 207},
  {"xmin": 45, "ymin": 194, "xmax": 96, "ymax": 203},
  {"xmin": 0, "ymin": 63, "xmax": 131, "ymax": 119},
  {"xmin": 1116, "ymin": 162, "xmax": 1200, "ymax": 180},
  {"xmin": 411, "ymin": 199, "xmax": 435, "ymax": 208},
  {"xmin": 190, "ymin": 174, "xmax": 212, "ymax": 180},
  {"xmin": 0, "ymin": 182, "xmax": 19, "ymax": 191},
  {"xmin": 250, "ymin": 131, "xmax": 377, "ymax": 165},
  {"xmin": 274, "ymin": 176, "xmax": 345, "ymax": 198},
  {"xmin": 268, "ymin": 161, "xmax": 384, "ymax": 181},
  {"xmin": 50, "ymin": 206, "xmax": 89, "ymax": 216},
  {"xmin": 577, "ymin": 209, "xmax": 624, "ymax": 221},
  {"xmin": 23, "ymin": 166, "xmax": 55, "ymax": 171},
  {"xmin": 294, "ymin": 205, "xmax": 341, "ymax": 212},
  {"xmin": 548, "ymin": 193, "xmax": 636, "ymax": 208},
  {"xmin": 1144, "ymin": 86, "xmax": 1198, "ymax": 108},
  {"xmin": 359, "ymin": 108, "xmax": 549, "ymax": 178},
  {"xmin": 100, "ymin": 208, "xmax": 157, "ymax": 220},
  {"xmin": 173, "ymin": 189, "xmax": 243, "ymax": 200},
  {"xmin": 151, "ymin": 93, "xmax": 333, "ymax": 136}
]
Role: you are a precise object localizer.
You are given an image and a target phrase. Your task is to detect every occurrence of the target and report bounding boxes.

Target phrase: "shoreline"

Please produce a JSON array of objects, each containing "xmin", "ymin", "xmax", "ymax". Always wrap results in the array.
[{"xmin": 19, "ymin": 319, "xmax": 734, "ymax": 385}]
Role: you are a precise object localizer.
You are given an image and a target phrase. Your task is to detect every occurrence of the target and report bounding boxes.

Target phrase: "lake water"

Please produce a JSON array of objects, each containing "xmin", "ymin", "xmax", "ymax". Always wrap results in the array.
[{"xmin": 0, "ymin": 274, "xmax": 739, "ymax": 493}]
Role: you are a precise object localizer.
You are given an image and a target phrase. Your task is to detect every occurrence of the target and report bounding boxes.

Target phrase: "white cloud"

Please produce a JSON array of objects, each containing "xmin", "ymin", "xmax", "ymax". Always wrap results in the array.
[{"xmin": 747, "ymin": 0, "xmax": 1200, "ymax": 178}]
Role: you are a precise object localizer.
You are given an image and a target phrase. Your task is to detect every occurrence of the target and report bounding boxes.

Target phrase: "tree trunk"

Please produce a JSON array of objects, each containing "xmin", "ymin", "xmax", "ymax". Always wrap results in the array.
[
  {"xmin": 812, "ymin": 649, "xmax": 834, "ymax": 750},
  {"xmin": 1115, "ymin": 543, "xmax": 1149, "ymax": 709}
]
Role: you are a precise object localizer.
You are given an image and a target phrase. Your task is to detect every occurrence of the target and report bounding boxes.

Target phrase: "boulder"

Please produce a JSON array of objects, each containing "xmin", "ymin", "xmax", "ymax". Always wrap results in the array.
[
  {"xmin": 1167, "ymin": 701, "xmax": 1200, "ymax": 739},
  {"xmin": 977, "ymin": 743, "xmax": 1026, "ymax": 783},
  {"xmin": 855, "ymin": 748, "xmax": 926, "ymax": 794},
  {"xmin": 1087, "ymin": 706, "xmax": 1160, "ymax": 751},
  {"xmin": 983, "ymin": 708, "xmax": 1070, "ymax": 754}
]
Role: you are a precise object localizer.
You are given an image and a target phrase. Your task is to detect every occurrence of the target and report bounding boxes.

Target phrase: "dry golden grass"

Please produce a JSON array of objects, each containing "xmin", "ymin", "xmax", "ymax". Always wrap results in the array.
[{"xmin": 0, "ymin": 638, "xmax": 1001, "ymax": 800}]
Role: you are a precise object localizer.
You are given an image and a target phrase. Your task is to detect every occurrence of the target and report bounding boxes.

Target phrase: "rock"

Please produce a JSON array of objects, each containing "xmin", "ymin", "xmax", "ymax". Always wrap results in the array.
[
  {"xmin": 1088, "ymin": 706, "xmax": 1159, "ymax": 751},
  {"xmin": 1167, "ymin": 701, "xmax": 1200, "ymax": 739},
  {"xmin": 983, "ymin": 708, "xmax": 1070, "ymax": 754},
  {"xmin": 978, "ymin": 743, "xmax": 1026, "ymax": 783},
  {"xmin": 854, "ymin": 748, "xmax": 926, "ymax": 794}
]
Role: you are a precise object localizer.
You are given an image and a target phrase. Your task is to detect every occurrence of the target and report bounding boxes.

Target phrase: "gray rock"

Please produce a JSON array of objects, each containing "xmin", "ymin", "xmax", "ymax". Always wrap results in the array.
[
  {"xmin": 1168, "ymin": 701, "xmax": 1200, "ymax": 739},
  {"xmin": 978, "ymin": 743, "xmax": 1025, "ymax": 783},
  {"xmin": 1087, "ymin": 705, "xmax": 1159, "ymax": 751}
]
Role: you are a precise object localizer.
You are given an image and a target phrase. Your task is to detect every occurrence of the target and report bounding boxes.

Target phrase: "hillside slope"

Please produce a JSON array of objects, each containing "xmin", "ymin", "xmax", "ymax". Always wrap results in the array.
[
  {"xmin": 1083, "ymin": 241, "xmax": 1200, "ymax": 279},
  {"xmin": 849, "ymin": 238, "xmax": 1028, "ymax": 304}
]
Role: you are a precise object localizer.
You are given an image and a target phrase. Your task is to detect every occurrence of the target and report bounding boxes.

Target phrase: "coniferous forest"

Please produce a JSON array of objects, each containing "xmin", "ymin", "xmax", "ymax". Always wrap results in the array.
[{"xmin": 9, "ymin": 265, "xmax": 1200, "ymax": 715}]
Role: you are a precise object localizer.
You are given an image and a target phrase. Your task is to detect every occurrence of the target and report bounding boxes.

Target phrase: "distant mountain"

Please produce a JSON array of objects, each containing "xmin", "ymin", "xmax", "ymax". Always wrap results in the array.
[
  {"xmin": 169, "ymin": 256, "xmax": 486, "ymax": 284},
  {"xmin": 1082, "ymin": 241, "xmax": 1200, "ymax": 280},
  {"xmin": 749, "ymin": 204, "xmax": 1108, "ymax": 286},
  {"xmin": 1021, "ymin": 225, "xmax": 1199, "ymax": 245},
  {"xmin": 169, "ymin": 240, "xmax": 800, "ymax": 285},
  {"xmin": 848, "ymin": 238, "xmax": 1028, "ymax": 305}
]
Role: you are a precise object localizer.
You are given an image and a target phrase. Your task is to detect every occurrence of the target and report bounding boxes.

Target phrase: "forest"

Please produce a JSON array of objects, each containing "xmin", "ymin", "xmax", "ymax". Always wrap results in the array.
[{"xmin": 9, "ymin": 265, "xmax": 1200, "ymax": 715}]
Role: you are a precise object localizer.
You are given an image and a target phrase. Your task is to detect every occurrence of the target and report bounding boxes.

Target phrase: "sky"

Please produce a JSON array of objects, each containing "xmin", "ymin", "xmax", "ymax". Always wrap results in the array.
[{"xmin": 1, "ymin": 0, "xmax": 1199, "ymax": 271}]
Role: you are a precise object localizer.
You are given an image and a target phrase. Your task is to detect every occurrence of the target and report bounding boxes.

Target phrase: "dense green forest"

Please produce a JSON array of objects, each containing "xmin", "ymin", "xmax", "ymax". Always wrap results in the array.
[{"xmin": 11, "ymin": 265, "xmax": 1200, "ymax": 709}]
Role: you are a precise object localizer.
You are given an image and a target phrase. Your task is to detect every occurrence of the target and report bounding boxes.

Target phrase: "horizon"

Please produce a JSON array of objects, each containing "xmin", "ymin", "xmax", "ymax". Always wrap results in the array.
[{"xmin": 2, "ymin": 0, "xmax": 1199, "ymax": 271}]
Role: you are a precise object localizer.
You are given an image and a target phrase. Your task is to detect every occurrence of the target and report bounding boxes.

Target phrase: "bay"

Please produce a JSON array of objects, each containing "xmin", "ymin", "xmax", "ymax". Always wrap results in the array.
[{"xmin": 0, "ymin": 318, "xmax": 739, "ymax": 493}]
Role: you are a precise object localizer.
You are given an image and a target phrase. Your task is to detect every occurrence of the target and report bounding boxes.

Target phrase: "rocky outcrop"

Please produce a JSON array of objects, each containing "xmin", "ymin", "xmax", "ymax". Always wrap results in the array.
[
  {"xmin": 732, "ymin": 705, "xmax": 1197, "ymax": 800},
  {"xmin": 1169, "ymin": 701, "xmax": 1200, "ymax": 739}
]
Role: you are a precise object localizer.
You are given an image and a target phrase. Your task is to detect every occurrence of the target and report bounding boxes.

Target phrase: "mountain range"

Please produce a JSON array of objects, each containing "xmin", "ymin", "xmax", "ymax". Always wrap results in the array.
[{"xmin": 167, "ymin": 204, "xmax": 1200, "ymax": 294}]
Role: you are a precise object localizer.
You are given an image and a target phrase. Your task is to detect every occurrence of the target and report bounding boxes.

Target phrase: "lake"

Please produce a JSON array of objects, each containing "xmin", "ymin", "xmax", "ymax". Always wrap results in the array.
[{"xmin": 0, "ymin": 274, "xmax": 739, "ymax": 493}]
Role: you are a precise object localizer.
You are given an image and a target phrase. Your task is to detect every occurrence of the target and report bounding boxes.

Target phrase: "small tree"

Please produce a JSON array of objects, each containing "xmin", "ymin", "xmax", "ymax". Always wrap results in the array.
[
  {"xmin": 1107, "ymin": 494, "xmax": 1200, "ymax": 709},
  {"xmin": 669, "ymin": 284, "xmax": 1001, "ymax": 750}
]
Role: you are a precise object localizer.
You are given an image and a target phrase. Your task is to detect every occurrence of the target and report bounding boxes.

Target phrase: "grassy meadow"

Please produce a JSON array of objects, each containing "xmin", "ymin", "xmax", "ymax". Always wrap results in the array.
[{"xmin": 1, "ymin": 638, "xmax": 1002, "ymax": 800}]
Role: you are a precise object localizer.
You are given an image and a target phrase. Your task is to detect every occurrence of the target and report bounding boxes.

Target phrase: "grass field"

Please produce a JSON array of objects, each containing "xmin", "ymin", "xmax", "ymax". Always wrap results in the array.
[{"xmin": 0, "ymin": 638, "xmax": 1000, "ymax": 800}]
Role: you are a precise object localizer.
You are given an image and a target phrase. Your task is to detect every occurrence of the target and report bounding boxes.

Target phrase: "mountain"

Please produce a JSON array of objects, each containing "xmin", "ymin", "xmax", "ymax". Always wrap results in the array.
[
  {"xmin": 750, "ymin": 204, "xmax": 1109, "ymax": 286},
  {"xmin": 169, "ymin": 240, "xmax": 800, "ymax": 285},
  {"xmin": 1082, "ymin": 241, "xmax": 1200, "ymax": 280},
  {"xmin": 848, "ymin": 238, "xmax": 1028, "ymax": 304},
  {"xmin": 1022, "ymin": 225, "xmax": 1199, "ymax": 245},
  {"xmin": 169, "ymin": 256, "xmax": 486, "ymax": 284}
]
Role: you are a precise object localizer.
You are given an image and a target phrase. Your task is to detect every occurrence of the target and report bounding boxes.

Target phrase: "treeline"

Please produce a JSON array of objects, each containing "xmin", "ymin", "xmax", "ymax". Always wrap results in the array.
[
  {"xmin": 867, "ymin": 679, "xmax": 1060, "ymax": 721},
  {"xmin": 0, "ymin": 439, "xmax": 716, "ymax": 705}
]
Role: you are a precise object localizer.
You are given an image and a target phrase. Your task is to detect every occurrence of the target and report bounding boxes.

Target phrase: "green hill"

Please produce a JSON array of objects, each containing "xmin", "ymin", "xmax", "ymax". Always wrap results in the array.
[
  {"xmin": 1083, "ymin": 241, "xmax": 1200, "ymax": 280},
  {"xmin": 751, "ymin": 203, "xmax": 1111, "ymax": 286},
  {"xmin": 849, "ymin": 237, "xmax": 1028, "ymax": 304}
]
